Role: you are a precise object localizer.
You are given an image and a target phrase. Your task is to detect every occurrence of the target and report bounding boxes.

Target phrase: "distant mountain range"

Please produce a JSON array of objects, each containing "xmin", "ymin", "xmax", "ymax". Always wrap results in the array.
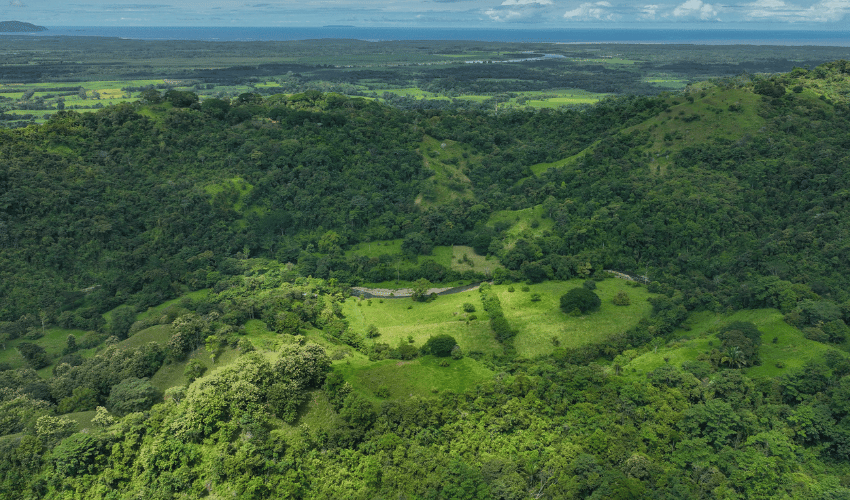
[{"xmin": 0, "ymin": 21, "xmax": 47, "ymax": 32}]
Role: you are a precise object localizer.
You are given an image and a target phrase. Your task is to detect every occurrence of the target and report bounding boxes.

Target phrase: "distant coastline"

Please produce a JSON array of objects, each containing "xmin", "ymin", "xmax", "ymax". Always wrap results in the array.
[
  {"xmin": 5, "ymin": 26, "xmax": 850, "ymax": 46},
  {"xmin": 0, "ymin": 20, "xmax": 47, "ymax": 32}
]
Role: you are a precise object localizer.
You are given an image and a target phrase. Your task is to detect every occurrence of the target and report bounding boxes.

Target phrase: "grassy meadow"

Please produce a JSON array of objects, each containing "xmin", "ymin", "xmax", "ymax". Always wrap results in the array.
[
  {"xmin": 343, "ymin": 289, "xmax": 503, "ymax": 356},
  {"xmin": 622, "ymin": 308, "xmax": 838, "ymax": 380},
  {"xmin": 496, "ymin": 280, "xmax": 656, "ymax": 358}
]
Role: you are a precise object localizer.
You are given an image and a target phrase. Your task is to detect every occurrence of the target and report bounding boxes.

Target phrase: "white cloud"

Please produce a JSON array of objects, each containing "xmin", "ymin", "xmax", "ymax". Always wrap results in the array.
[
  {"xmin": 801, "ymin": 0, "xmax": 850, "ymax": 21},
  {"xmin": 485, "ymin": 7, "xmax": 523, "ymax": 20},
  {"xmin": 742, "ymin": 0, "xmax": 850, "ymax": 21},
  {"xmin": 672, "ymin": 0, "xmax": 718, "ymax": 19},
  {"xmin": 563, "ymin": 1, "xmax": 617, "ymax": 19},
  {"xmin": 639, "ymin": 3, "xmax": 659, "ymax": 18},
  {"xmin": 501, "ymin": 0, "xmax": 553, "ymax": 4}
]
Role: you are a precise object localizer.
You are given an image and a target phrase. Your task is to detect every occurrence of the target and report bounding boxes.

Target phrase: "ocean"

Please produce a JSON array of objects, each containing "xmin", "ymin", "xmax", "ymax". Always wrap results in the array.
[{"xmin": 16, "ymin": 27, "xmax": 850, "ymax": 46}]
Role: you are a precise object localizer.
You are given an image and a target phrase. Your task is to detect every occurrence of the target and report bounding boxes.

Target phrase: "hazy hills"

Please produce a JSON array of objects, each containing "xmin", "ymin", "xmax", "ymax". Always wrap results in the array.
[{"xmin": 0, "ymin": 21, "xmax": 47, "ymax": 32}]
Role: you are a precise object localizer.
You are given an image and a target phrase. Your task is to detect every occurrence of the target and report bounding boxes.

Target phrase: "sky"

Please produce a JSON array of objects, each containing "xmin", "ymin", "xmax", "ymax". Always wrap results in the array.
[{"xmin": 2, "ymin": 0, "xmax": 850, "ymax": 28}]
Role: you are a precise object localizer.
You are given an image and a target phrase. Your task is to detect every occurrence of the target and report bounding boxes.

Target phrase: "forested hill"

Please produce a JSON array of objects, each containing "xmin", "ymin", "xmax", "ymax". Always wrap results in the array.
[
  {"xmin": 2, "ymin": 61, "xmax": 850, "ymax": 499},
  {"xmin": 2, "ymin": 62, "xmax": 850, "ymax": 325},
  {"xmin": 0, "ymin": 21, "xmax": 47, "ymax": 32}
]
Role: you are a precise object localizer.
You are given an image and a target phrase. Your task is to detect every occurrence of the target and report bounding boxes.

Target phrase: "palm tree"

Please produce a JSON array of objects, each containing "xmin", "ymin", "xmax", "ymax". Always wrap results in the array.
[{"xmin": 721, "ymin": 346, "xmax": 748, "ymax": 369}]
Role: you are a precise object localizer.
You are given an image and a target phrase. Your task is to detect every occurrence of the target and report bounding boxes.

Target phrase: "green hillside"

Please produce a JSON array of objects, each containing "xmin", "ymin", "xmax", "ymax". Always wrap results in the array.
[{"xmin": 3, "ymin": 61, "xmax": 850, "ymax": 498}]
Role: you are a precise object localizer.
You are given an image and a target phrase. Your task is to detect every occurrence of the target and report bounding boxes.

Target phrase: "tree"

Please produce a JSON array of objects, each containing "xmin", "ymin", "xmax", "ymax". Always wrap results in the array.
[
  {"xmin": 109, "ymin": 307, "xmax": 136, "ymax": 340},
  {"xmin": 560, "ymin": 288, "xmax": 601, "ymax": 315},
  {"xmin": 17, "ymin": 342, "xmax": 50, "ymax": 369},
  {"xmin": 106, "ymin": 377, "xmax": 159, "ymax": 416},
  {"xmin": 402, "ymin": 232, "xmax": 433, "ymax": 256},
  {"xmin": 423, "ymin": 334, "xmax": 458, "ymax": 357},
  {"xmin": 91, "ymin": 406, "xmax": 116, "ymax": 428},
  {"xmin": 139, "ymin": 88, "xmax": 162, "ymax": 104},
  {"xmin": 411, "ymin": 278, "xmax": 432, "ymax": 302}
]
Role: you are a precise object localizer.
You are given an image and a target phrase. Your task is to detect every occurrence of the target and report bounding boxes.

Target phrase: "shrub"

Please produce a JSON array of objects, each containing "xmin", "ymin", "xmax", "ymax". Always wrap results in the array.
[
  {"xmin": 530, "ymin": 293, "xmax": 541, "ymax": 302},
  {"xmin": 375, "ymin": 385, "xmax": 390, "ymax": 398},
  {"xmin": 612, "ymin": 291, "xmax": 631, "ymax": 306},
  {"xmin": 560, "ymin": 288, "xmax": 601, "ymax": 314},
  {"xmin": 462, "ymin": 303, "xmax": 476, "ymax": 313},
  {"xmin": 583, "ymin": 280, "xmax": 597, "ymax": 290}
]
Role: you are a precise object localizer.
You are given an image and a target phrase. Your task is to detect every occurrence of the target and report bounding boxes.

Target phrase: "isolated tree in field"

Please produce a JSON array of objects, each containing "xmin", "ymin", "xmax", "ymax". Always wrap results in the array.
[
  {"xmin": 422, "ymin": 334, "xmax": 458, "ymax": 357},
  {"xmin": 560, "ymin": 288, "xmax": 601, "ymax": 315}
]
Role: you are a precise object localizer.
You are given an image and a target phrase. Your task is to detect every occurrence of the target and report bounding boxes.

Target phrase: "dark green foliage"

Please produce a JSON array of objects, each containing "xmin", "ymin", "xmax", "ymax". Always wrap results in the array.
[
  {"xmin": 109, "ymin": 307, "xmax": 136, "ymax": 340},
  {"xmin": 267, "ymin": 381, "xmax": 306, "ymax": 423},
  {"xmin": 57, "ymin": 387, "xmax": 98, "ymax": 413},
  {"xmin": 402, "ymin": 232, "xmax": 433, "ymax": 256},
  {"xmin": 16, "ymin": 342, "xmax": 50, "ymax": 369},
  {"xmin": 183, "ymin": 359, "xmax": 207, "ymax": 383},
  {"xmin": 717, "ymin": 321, "xmax": 762, "ymax": 366},
  {"xmin": 582, "ymin": 279, "xmax": 597, "ymax": 290},
  {"xmin": 105, "ymin": 377, "xmax": 159, "ymax": 416},
  {"xmin": 422, "ymin": 334, "xmax": 458, "ymax": 357},
  {"xmin": 559, "ymin": 288, "xmax": 601, "ymax": 314}
]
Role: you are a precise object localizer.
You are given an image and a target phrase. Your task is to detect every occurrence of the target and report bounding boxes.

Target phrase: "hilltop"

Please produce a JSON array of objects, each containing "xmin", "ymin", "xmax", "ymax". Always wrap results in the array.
[{"xmin": 0, "ymin": 20, "xmax": 47, "ymax": 32}]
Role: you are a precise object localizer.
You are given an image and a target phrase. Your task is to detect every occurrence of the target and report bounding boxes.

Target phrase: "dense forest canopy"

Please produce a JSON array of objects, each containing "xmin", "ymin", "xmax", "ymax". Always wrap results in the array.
[{"xmin": 1, "ymin": 59, "xmax": 850, "ymax": 498}]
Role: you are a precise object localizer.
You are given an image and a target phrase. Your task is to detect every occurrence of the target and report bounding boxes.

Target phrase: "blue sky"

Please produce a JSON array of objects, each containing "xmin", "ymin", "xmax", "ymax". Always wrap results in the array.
[{"xmin": 3, "ymin": 0, "xmax": 849, "ymax": 27}]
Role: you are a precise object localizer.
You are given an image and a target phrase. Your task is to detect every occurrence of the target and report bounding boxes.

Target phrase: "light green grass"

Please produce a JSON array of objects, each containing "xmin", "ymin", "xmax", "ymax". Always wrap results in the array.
[
  {"xmin": 344, "ymin": 290, "xmax": 503, "ymax": 357},
  {"xmin": 624, "ymin": 309, "xmax": 834, "ymax": 379},
  {"xmin": 120, "ymin": 324, "xmax": 173, "ymax": 349},
  {"xmin": 486, "ymin": 205, "xmax": 554, "ymax": 250},
  {"xmin": 0, "ymin": 327, "xmax": 94, "ymax": 375},
  {"xmin": 337, "ymin": 355, "xmax": 495, "ymax": 402},
  {"xmin": 65, "ymin": 410, "xmax": 97, "ymax": 430},
  {"xmin": 149, "ymin": 346, "xmax": 240, "ymax": 392},
  {"xmin": 136, "ymin": 289, "xmax": 209, "ymax": 322},
  {"xmin": 498, "ymin": 280, "xmax": 655, "ymax": 358},
  {"xmin": 528, "ymin": 140, "xmax": 601, "ymax": 176},
  {"xmin": 450, "ymin": 245, "xmax": 502, "ymax": 275}
]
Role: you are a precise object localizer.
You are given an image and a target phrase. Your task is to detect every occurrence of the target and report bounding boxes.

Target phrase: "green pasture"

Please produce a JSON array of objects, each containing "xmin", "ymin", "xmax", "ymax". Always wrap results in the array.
[
  {"xmin": 624, "ymin": 309, "xmax": 835, "ymax": 379},
  {"xmin": 631, "ymin": 87, "xmax": 765, "ymax": 173},
  {"xmin": 135, "ymin": 289, "xmax": 209, "ymax": 323},
  {"xmin": 418, "ymin": 135, "xmax": 476, "ymax": 205},
  {"xmin": 149, "ymin": 346, "xmax": 240, "ymax": 393},
  {"xmin": 0, "ymin": 327, "xmax": 99, "ymax": 377},
  {"xmin": 487, "ymin": 205, "xmax": 554, "ymax": 249},
  {"xmin": 343, "ymin": 289, "xmax": 503, "ymax": 357},
  {"xmin": 496, "ymin": 280, "xmax": 655, "ymax": 358},
  {"xmin": 642, "ymin": 76, "xmax": 689, "ymax": 89},
  {"xmin": 528, "ymin": 140, "xmax": 601, "ymax": 176},
  {"xmin": 336, "ymin": 353, "xmax": 495, "ymax": 402}
]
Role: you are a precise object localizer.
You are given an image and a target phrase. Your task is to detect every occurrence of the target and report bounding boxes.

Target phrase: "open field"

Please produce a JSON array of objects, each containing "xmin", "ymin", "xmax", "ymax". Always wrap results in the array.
[
  {"xmin": 336, "ymin": 352, "xmax": 495, "ymax": 402},
  {"xmin": 497, "ymin": 280, "xmax": 656, "ymax": 358},
  {"xmin": 343, "ymin": 289, "xmax": 503, "ymax": 357},
  {"xmin": 487, "ymin": 205, "xmax": 554, "ymax": 250},
  {"xmin": 623, "ymin": 308, "xmax": 837, "ymax": 379}
]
